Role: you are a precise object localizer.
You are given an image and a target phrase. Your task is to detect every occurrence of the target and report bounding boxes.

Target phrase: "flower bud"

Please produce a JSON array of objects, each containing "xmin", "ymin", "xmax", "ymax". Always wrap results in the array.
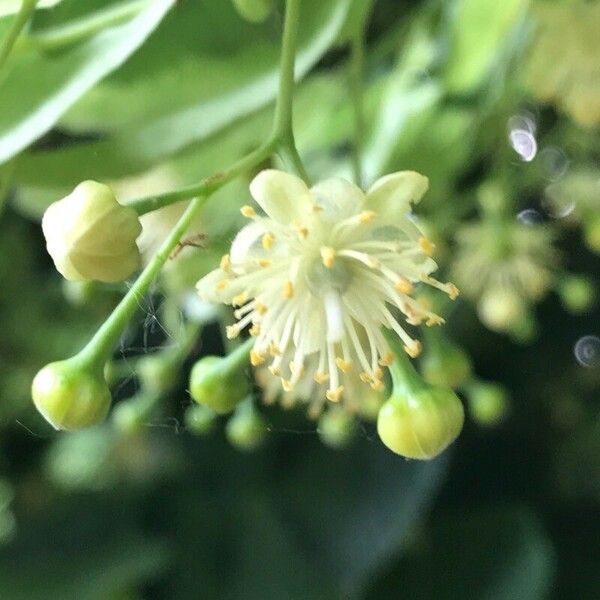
[
  {"xmin": 465, "ymin": 381, "xmax": 509, "ymax": 427},
  {"xmin": 558, "ymin": 275, "xmax": 596, "ymax": 314},
  {"xmin": 584, "ymin": 215, "xmax": 600, "ymax": 253},
  {"xmin": 318, "ymin": 408, "xmax": 357, "ymax": 449},
  {"xmin": 42, "ymin": 181, "xmax": 142, "ymax": 283},
  {"xmin": 421, "ymin": 333, "xmax": 472, "ymax": 389},
  {"xmin": 137, "ymin": 354, "xmax": 179, "ymax": 394},
  {"xmin": 377, "ymin": 388, "xmax": 464, "ymax": 460},
  {"xmin": 32, "ymin": 359, "xmax": 111, "ymax": 431},
  {"xmin": 225, "ymin": 399, "xmax": 267, "ymax": 451},
  {"xmin": 189, "ymin": 347, "xmax": 250, "ymax": 414},
  {"xmin": 232, "ymin": 0, "xmax": 273, "ymax": 23},
  {"xmin": 477, "ymin": 288, "xmax": 525, "ymax": 332},
  {"xmin": 185, "ymin": 404, "xmax": 217, "ymax": 436}
]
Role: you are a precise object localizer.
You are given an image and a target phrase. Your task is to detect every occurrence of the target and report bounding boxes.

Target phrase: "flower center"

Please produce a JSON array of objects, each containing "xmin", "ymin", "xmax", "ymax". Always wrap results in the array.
[{"xmin": 305, "ymin": 257, "xmax": 353, "ymax": 296}]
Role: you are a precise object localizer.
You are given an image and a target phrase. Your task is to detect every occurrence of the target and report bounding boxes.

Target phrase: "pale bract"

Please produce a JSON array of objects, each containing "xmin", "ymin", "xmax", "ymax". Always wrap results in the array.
[{"xmin": 196, "ymin": 169, "xmax": 458, "ymax": 403}]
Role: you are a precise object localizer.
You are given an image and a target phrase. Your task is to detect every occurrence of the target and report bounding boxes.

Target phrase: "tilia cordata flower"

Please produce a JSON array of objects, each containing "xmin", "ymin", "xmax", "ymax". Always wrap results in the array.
[{"xmin": 196, "ymin": 170, "xmax": 458, "ymax": 405}]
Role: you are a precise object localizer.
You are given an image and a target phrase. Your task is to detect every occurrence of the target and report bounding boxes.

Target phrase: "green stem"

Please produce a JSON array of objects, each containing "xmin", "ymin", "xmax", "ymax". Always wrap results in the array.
[
  {"xmin": 383, "ymin": 329, "xmax": 426, "ymax": 394},
  {"xmin": 349, "ymin": 27, "xmax": 366, "ymax": 188},
  {"xmin": 127, "ymin": 140, "xmax": 275, "ymax": 215},
  {"xmin": 277, "ymin": 141, "xmax": 311, "ymax": 184},
  {"xmin": 24, "ymin": 0, "xmax": 146, "ymax": 50},
  {"xmin": 0, "ymin": 0, "xmax": 38, "ymax": 70}
]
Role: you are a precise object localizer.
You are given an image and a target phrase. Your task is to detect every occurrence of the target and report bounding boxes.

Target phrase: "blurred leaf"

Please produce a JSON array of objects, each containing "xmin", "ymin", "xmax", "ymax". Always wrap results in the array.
[
  {"xmin": 0, "ymin": 496, "xmax": 171, "ymax": 600},
  {"xmin": 0, "ymin": 0, "xmax": 174, "ymax": 164},
  {"xmin": 0, "ymin": 0, "xmax": 62, "ymax": 18},
  {"xmin": 166, "ymin": 432, "xmax": 449, "ymax": 599},
  {"xmin": 444, "ymin": 0, "xmax": 527, "ymax": 95},
  {"xmin": 366, "ymin": 505, "xmax": 556, "ymax": 600}
]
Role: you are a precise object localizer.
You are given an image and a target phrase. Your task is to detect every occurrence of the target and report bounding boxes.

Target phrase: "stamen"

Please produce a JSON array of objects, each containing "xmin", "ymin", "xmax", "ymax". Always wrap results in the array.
[
  {"xmin": 324, "ymin": 291, "xmax": 344, "ymax": 343},
  {"xmin": 370, "ymin": 379, "xmax": 385, "ymax": 392},
  {"xmin": 281, "ymin": 379, "xmax": 294, "ymax": 392},
  {"xmin": 404, "ymin": 340, "xmax": 422, "ymax": 358},
  {"xmin": 419, "ymin": 237, "xmax": 436, "ymax": 257},
  {"xmin": 378, "ymin": 352, "xmax": 395, "ymax": 366},
  {"xmin": 255, "ymin": 302, "xmax": 268, "ymax": 315},
  {"xmin": 226, "ymin": 325, "xmax": 239, "ymax": 339},
  {"xmin": 282, "ymin": 280, "xmax": 294, "ymax": 299},
  {"xmin": 232, "ymin": 291, "xmax": 248, "ymax": 307},
  {"xmin": 249, "ymin": 323, "xmax": 261, "ymax": 337},
  {"xmin": 292, "ymin": 221, "xmax": 309, "ymax": 239},
  {"xmin": 358, "ymin": 210, "xmax": 376, "ymax": 224},
  {"xmin": 394, "ymin": 278, "xmax": 414, "ymax": 294},
  {"xmin": 420, "ymin": 274, "xmax": 460, "ymax": 300},
  {"xmin": 258, "ymin": 259, "xmax": 272, "ymax": 268},
  {"xmin": 320, "ymin": 246, "xmax": 336, "ymax": 268},
  {"xmin": 216, "ymin": 280, "xmax": 229, "ymax": 290},
  {"xmin": 250, "ymin": 350, "xmax": 265, "ymax": 366},
  {"xmin": 335, "ymin": 357, "xmax": 352, "ymax": 373},
  {"xmin": 220, "ymin": 254, "xmax": 231, "ymax": 271},
  {"xmin": 326, "ymin": 386, "xmax": 344, "ymax": 402},
  {"xmin": 314, "ymin": 371, "xmax": 329, "ymax": 384},
  {"xmin": 262, "ymin": 233, "xmax": 274, "ymax": 250},
  {"xmin": 241, "ymin": 205, "xmax": 256, "ymax": 218}
]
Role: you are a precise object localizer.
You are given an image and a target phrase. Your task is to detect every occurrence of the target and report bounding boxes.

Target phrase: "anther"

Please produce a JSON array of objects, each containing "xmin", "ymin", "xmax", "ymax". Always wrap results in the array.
[
  {"xmin": 321, "ymin": 247, "xmax": 336, "ymax": 268},
  {"xmin": 281, "ymin": 379, "xmax": 294, "ymax": 392},
  {"xmin": 335, "ymin": 357, "xmax": 352, "ymax": 373},
  {"xmin": 314, "ymin": 371, "xmax": 329, "ymax": 384},
  {"xmin": 216, "ymin": 279, "xmax": 229, "ymax": 290},
  {"xmin": 232, "ymin": 291, "xmax": 248, "ymax": 307},
  {"xmin": 262, "ymin": 233, "xmax": 274, "ymax": 250},
  {"xmin": 326, "ymin": 386, "xmax": 344, "ymax": 402},
  {"xmin": 419, "ymin": 237, "xmax": 436, "ymax": 257},
  {"xmin": 258, "ymin": 259, "xmax": 272, "ymax": 268},
  {"xmin": 358, "ymin": 210, "xmax": 376, "ymax": 224},
  {"xmin": 241, "ymin": 205, "xmax": 256, "ymax": 218},
  {"xmin": 404, "ymin": 340, "xmax": 422, "ymax": 358},
  {"xmin": 370, "ymin": 379, "xmax": 385, "ymax": 392},
  {"xmin": 250, "ymin": 351, "xmax": 266, "ymax": 366},
  {"xmin": 226, "ymin": 325, "xmax": 240, "ymax": 339},
  {"xmin": 395, "ymin": 279, "xmax": 414, "ymax": 294},
  {"xmin": 255, "ymin": 302, "xmax": 268, "ymax": 315},
  {"xmin": 249, "ymin": 324, "xmax": 261, "ymax": 337},
  {"xmin": 378, "ymin": 352, "xmax": 395, "ymax": 366},
  {"xmin": 282, "ymin": 280, "xmax": 294, "ymax": 299},
  {"xmin": 220, "ymin": 254, "xmax": 231, "ymax": 271}
]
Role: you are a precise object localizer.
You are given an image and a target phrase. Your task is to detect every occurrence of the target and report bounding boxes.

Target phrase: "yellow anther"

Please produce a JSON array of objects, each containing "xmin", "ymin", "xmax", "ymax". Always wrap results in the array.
[
  {"xmin": 262, "ymin": 232, "xmax": 274, "ymax": 250},
  {"xmin": 232, "ymin": 291, "xmax": 248, "ymax": 307},
  {"xmin": 269, "ymin": 365, "xmax": 281, "ymax": 376},
  {"xmin": 220, "ymin": 254, "xmax": 231, "ymax": 272},
  {"xmin": 250, "ymin": 351, "xmax": 266, "ymax": 366},
  {"xmin": 378, "ymin": 352, "xmax": 395, "ymax": 367},
  {"xmin": 404, "ymin": 340, "xmax": 422, "ymax": 358},
  {"xmin": 419, "ymin": 237, "xmax": 436, "ymax": 257},
  {"xmin": 374, "ymin": 367, "xmax": 384, "ymax": 380},
  {"xmin": 289, "ymin": 361, "xmax": 305, "ymax": 377},
  {"xmin": 255, "ymin": 302, "xmax": 268, "ymax": 315},
  {"xmin": 225, "ymin": 325, "xmax": 239, "ymax": 339},
  {"xmin": 241, "ymin": 205, "xmax": 256, "ymax": 218},
  {"xmin": 281, "ymin": 379, "xmax": 294, "ymax": 392},
  {"xmin": 292, "ymin": 221, "xmax": 309, "ymax": 239},
  {"xmin": 426, "ymin": 314, "xmax": 445, "ymax": 327},
  {"xmin": 282, "ymin": 280, "xmax": 294, "ymax": 299},
  {"xmin": 320, "ymin": 246, "xmax": 336, "ymax": 268},
  {"xmin": 358, "ymin": 210, "xmax": 376, "ymax": 224},
  {"xmin": 359, "ymin": 372, "xmax": 373, "ymax": 384},
  {"xmin": 216, "ymin": 279, "xmax": 229, "ymax": 290},
  {"xmin": 258, "ymin": 259, "xmax": 272, "ymax": 268},
  {"xmin": 326, "ymin": 386, "xmax": 344, "ymax": 402},
  {"xmin": 395, "ymin": 279, "xmax": 414, "ymax": 295},
  {"xmin": 314, "ymin": 371, "xmax": 329, "ymax": 385},
  {"xmin": 370, "ymin": 379, "xmax": 385, "ymax": 392},
  {"xmin": 446, "ymin": 282, "xmax": 460, "ymax": 300},
  {"xmin": 249, "ymin": 323, "xmax": 261, "ymax": 337},
  {"xmin": 268, "ymin": 342, "xmax": 281, "ymax": 356},
  {"xmin": 335, "ymin": 357, "xmax": 352, "ymax": 373}
]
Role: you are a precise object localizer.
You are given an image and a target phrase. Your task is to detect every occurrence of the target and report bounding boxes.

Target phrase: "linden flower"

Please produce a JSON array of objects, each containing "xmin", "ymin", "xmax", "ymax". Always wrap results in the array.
[{"xmin": 196, "ymin": 170, "xmax": 458, "ymax": 402}]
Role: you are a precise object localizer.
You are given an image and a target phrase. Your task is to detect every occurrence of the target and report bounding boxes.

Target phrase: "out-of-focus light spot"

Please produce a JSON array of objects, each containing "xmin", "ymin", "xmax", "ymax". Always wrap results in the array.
[
  {"xmin": 574, "ymin": 335, "xmax": 600, "ymax": 367},
  {"xmin": 517, "ymin": 209, "xmax": 544, "ymax": 225},
  {"xmin": 539, "ymin": 147, "xmax": 570, "ymax": 181},
  {"xmin": 509, "ymin": 129, "xmax": 537, "ymax": 162},
  {"xmin": 542, "ymin": 184, "xmax": 576, "ymax": 218}
]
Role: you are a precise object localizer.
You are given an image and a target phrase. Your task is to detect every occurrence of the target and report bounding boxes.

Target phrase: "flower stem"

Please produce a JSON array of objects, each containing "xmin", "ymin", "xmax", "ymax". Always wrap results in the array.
[{"xmin": 0, "ymin": 0, "xmax": 38, "ymax": 71}]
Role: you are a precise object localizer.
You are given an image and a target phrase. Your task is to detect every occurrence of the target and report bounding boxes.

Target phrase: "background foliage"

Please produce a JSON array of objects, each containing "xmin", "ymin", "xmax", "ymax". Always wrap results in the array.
[{"xmin": 0, "ymin": 0, "xmax": 598, "ymax": 598}]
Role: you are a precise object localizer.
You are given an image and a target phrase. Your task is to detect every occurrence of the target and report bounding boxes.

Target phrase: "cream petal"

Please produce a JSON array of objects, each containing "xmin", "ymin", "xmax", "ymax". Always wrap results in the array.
[
  {"xmin": 230, "ymin": 221, "xmax": 268, "ymax": 264},
  {"xmin": 365, "ymin": 171, "xmax": 429, "ymax": 222},
  {"xmin": 310, "ymin": 177, "xmax": 365, "ymax": 222},
  {"xmin": 195, "ymin": 269, "xmax": 235, "ymax": 304},
  {"xmin": 249, "ymin": 169, "xmax": 312, "ymax": 224}
]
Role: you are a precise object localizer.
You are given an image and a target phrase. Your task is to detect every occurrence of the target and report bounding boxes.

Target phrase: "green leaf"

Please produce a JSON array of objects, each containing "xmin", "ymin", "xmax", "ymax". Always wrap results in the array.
[
  {"xmin": 0, "ymin": 0, "xmax": 62, "ymax": 18},
  {"xmin": 444, "ymin": 0, "xmax": 528, "ymax": 95},
  {"xmin": 366, "ymin": 505, "xmax": 556, "ymax": 600},
  {"xmin": 0, "ymin": 0, "xmax": 174, "ymax": 165}
]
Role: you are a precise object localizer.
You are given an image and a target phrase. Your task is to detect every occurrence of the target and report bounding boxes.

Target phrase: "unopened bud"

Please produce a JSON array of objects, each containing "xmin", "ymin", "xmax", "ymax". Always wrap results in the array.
[
  {"xmin": 32, "ymin": 359, "xmax": 111, "ymax": 431},
  {"xmin": 465, "ymin": 381, "xmax": 509, "ymax": 427},
  {"xmin": 318, "ymin": 408, "xmax": 357, "ymax": 449},
  {"xmin": 558, "ymin": 275, "xmax": 596, "ymax": 314},
  {"xmin": 477, "ymin": 288, "xmax": 525, "ymax": 332},
  {"xmin": 185, "ymin": 404, "xmax": 217, "ymax": 436},
  {"xmin": 225, "ymin": 399, "xmax": 267, "ymax": 451},
  {"xmin": 42, "ymin": 181, "xmax": 142, "ymax": 283},
  {"xmin": 377, "ymin": 388, "xmax": 464, "ymax": 460},
  {"xmin": 421, "ymin": 334, "xmax": 472, "ymax": 389},
  {"xmin": 232, "ymin": 0, "xmax": 273, "ymax": 23}
]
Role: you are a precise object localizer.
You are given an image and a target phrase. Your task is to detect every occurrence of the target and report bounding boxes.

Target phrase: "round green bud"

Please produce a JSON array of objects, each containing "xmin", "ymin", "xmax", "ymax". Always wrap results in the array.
[
  {"xmin": 558, "ymin": 275, "xmax": 596, "ymax": 314},
  {"xmin": 185, "ymin": 404, "xmax": 217, "ymax": 436},
  {"xmin": 466, "ymin": 381, "xmax": 509, "ymax": 427},
  {"xmin": 32, "ymin": 360, "xmax": 111, "ymax": 431},
  {"xmin": 112, "ymin": 401, "xmax": 145, "ymax": 434},
  {"xmin": 509, "ymin": 312, "xmax": 538, "ymax": 344},
  {"xmin": 377, "ymin": 388, "xmax": 464, "ymax": 460},
  {"xmin": 42, "ymin": 181, "xmax": 142, "ymax": 283},
  {"xmin": 318, "ymin": 408, "xmax": 357, "ymax": 449},
  {"xmin": 421, "ymin": 337, "xmax": 472, "ymax": 389},
  {"xmin": 477, "ymin": 288, "xmax": 525, "ymax": 332},
  {"xmin": 189, "ymin": 355, "xmax": 249, "ymax": 415},
  {"xmin": 137, "ymin": 354, "xmax": 179, "ymax": 394},
  {"xmin": 225, "ymin": 401, "xmax": 267, "ymax": 451},
  {"xmin": 232, "ymin": 0, "xmax": 273, "ymax": 23}
]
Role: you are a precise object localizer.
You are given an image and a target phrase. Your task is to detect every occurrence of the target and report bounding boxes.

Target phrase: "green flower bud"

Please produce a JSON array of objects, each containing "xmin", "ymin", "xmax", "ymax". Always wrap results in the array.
[
  {"xmin": 558, "ymin": 275, "xmax": 597, "ymax": 314},
  {"xmin": 232, "ymin": 0, "xmax": 273, "ymax": 23},
  {"xmin": 225, "ymin": 399, "xmax": 267, "ymax": 451},
  {"xmin": 112, "ymin": 392, "xmax": 160, "ymax": 435},
  {"xmin": 318, "ymin": 408, "xmax": 357, "ymax": 449},
  {"xmin": 42, "ymin": 181, "xmax": 142, "ymax": 283},
  {"xmin": 584, "ymin": 214, "xmax": 600, "ymax": 254},
  {"xmin": 184, "ymin": 404, "xmax": 218, "ymax": 436},
  {"xmin": 137, "ymin": 354, "xmax": 179, "ymax": 394},
  {"xmin": 477, "ymin": 288, "xmax": 525, "ymax": 332},
  {"xmin": 378, "ymin": 388, "xmax": 464, "ymax": 460},
  {"xmin": 421, "ymin": 333, "xmax": 472, "ymax": 389},
  {"xmin": 189, "ymin": 343, "xmax": 251, "ymax": 414},
  {"xmin": 465, "ymin": 381, "xmax": 509, "ymax": 427},
  {"xmin": 32, "ymin": 359, "xmax": 111, "ymax": 431}
]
